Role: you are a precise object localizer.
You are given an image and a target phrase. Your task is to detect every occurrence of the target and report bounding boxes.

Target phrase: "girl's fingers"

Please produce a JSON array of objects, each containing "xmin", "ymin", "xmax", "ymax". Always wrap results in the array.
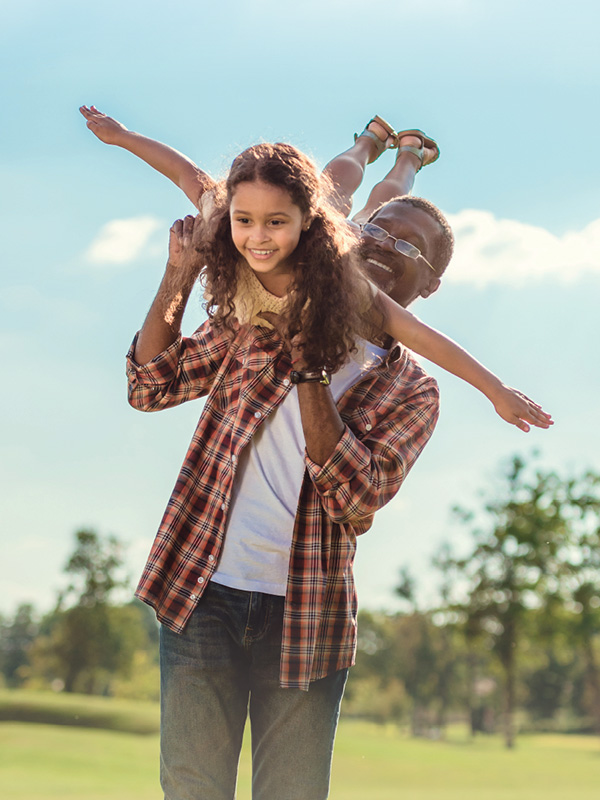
[
  {"xmin": 530, "ymin": 405, "xmax": 553, "ymax": 423},
  {"xmin": 525, "ymin": 410, "xmax": 553, "ymax": 429}
]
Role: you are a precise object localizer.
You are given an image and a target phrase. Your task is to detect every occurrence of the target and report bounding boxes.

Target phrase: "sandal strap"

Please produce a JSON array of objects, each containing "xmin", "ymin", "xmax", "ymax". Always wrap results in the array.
[
  {"xmin": 395, "ymin": 129, "xmax": 440, "ymax": 167},
  {"xmin": 397, "ymin": 144, "xmax": 425, "ymax": 170},
  {"xmin": 354, "ymin": 128, "xmax": 386, "ymax": 150},
  {"xmin": 354, "ymin": 128, "xmax": 389, "ymax": 163},
  {"xmin": 354, "ymin": 115, "xmax": 398, "ymax": 164}
]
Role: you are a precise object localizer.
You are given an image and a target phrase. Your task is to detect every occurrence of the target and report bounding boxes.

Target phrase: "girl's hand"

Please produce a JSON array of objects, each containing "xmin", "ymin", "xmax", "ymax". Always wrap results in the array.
[
  {"xmin": 79, "ymin": 105, "xmax": 129, "ymax": 145},
  {"xmin": 168, "ymin": 215, "xmax": 204, "ymax": 280},
  {"xmin": 493, "ymin": 385, "xmax": 554, "ymax": 432}
]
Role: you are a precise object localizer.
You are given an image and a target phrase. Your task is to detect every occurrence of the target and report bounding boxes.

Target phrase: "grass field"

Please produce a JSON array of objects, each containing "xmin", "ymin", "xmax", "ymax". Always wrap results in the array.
[{"xmin": 1, "ymin": 692, "xmax": 599, "ymax": 799}]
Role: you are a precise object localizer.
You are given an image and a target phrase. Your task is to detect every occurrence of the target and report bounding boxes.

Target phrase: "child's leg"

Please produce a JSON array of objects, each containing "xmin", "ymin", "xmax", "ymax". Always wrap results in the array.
[
  {"xmin": 351, "ymin": 133, "xmax": 439, "ymax": 225},
  {"xmin": 323, "ymin": 118, "xmax": 396, "ymax": 218}
]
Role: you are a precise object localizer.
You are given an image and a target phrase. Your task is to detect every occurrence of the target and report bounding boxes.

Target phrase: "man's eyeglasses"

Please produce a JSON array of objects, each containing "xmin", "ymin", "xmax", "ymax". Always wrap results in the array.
[{"xmin": 360, "ymin": 223, "xmax": 437, "ymax": 274}]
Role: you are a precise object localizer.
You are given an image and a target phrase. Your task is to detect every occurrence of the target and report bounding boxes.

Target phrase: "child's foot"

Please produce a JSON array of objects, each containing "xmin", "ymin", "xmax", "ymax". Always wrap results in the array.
[
  {"xmin": 354, "ymin": 116, "xmax": 397, "ymax": 164},
  {"xmin": 395, "ymin": 130, "xmax": 440, "ymax": 170}
]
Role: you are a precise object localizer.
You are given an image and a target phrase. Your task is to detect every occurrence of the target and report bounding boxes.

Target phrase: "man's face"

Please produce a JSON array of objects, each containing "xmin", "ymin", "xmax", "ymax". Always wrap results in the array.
[{"xmin": 359, "ymin": 203, "xmax": 443, "ymax": 308}]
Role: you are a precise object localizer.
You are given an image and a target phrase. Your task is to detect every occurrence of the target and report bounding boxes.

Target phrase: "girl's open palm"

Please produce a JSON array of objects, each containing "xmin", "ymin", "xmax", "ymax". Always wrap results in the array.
[
  {"xmin": 493, "ymin": 386, "xmax": 553, "ymax": 433},
  {"xmin": 79, "ymin": 105, "xmax": 128, "ymax": 145}
]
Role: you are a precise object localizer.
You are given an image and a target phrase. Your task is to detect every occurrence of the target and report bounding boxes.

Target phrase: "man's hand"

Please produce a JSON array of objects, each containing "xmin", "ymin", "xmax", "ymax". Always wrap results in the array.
[
  {"xmin": 133, "ymin": 216, "xmax": 204, "ymax": 365},
  {"xmin": 168, "ymin": 215, "xmax": 205, "ymax": 281},
  {"xmin": 79, "ymin": 105, "xmax": 129, "ymax": 146},
  {"xmin": 258, "ymin": 311, "xmax": 308, "ymax": 369}
]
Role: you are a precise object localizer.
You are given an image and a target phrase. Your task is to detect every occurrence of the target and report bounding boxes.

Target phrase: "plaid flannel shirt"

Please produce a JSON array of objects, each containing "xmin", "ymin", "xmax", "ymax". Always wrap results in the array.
[{"xmin": 127, "ymin": 320, "xmax": 439, "ymax": 690}]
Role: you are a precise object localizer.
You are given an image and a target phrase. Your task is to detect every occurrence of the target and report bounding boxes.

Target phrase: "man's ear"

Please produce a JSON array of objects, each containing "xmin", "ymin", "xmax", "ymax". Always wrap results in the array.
[{"xmin": 422, "ymin": 277, "xmax": 441, "ymax": 299}]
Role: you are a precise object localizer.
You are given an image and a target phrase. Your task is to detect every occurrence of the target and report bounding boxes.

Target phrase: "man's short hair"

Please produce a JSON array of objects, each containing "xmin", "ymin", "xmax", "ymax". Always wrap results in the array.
[{"xmin": 368, "ymin": 195, "xmax": 454, "ymax": 275}]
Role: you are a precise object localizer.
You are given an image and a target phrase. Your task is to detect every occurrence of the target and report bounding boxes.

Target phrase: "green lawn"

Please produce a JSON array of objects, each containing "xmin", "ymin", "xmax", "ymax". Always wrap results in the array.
[
  {"xmin": 1, "ymin": 697, "xmax": 599, "ymax": 799},
  {"xmin": 330, "ymin": 722, "xmax": 600, "ymax": 799}
]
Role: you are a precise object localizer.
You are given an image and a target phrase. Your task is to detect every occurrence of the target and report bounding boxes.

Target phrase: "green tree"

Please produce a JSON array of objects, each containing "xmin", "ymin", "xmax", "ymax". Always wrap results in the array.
[
  {"xmin": 61, "ymin": 528, "xmax": 128, "ymax": 607},
  {"xmin": 447, "ymin": 456, "xmax": 574, "ymax": 748},
  {"xmin": 549, "ymin": 471, "xmax": 600, "ymax": 729},
  {"xmin": 0, "ymin": 604, "xmax": 39, "ymax": 687},
  {"xmin": 29, "ymin": 529, "xmax": 140, "ymax": 694}
]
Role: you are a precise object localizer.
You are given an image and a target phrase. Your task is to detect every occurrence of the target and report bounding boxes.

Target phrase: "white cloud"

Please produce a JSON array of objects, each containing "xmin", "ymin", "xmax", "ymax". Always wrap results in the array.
[
  {"xmin": 446, "ymin": 210, "xmax": 600, "ymax": 287},
  {"xmin": 85, "ymin": 216, "xmax": 164, "ymax": 265}
]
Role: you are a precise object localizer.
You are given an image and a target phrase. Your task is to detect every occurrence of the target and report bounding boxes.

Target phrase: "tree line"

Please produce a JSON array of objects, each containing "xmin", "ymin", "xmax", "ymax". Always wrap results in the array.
[
  {"xmin": 0, "ymin": 530, "xmax": 159, "ymax": 700},
  {"xmin": 1, "ymin": 455, "xmax": 599, "ymax": 748}
]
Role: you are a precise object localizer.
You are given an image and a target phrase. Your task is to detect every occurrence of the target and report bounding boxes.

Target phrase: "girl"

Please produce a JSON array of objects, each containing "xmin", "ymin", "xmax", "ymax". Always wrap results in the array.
[{"xmin": 81, "ymin": 106, "xmax": 552, "ymax": 431}]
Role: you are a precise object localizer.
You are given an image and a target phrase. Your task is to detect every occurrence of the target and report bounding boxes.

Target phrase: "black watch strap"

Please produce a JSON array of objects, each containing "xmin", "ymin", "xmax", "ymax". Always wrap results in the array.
[{"xmin": 290, "ymin": 369, "xmax": 330, "ymax": 386}]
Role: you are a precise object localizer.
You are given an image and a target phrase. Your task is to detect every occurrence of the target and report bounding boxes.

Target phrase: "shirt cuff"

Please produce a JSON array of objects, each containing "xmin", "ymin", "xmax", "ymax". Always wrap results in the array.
[
  {"xmin": 305, "ymin": 427, "xmax": 371, "ymax": 496},
  {"xmin": 126, "ymin": 333, "xmax": 182, "ymax": 386}
]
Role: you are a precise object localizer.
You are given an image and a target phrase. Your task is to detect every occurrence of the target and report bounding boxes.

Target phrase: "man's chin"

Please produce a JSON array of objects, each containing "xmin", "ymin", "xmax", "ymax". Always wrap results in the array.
[{"xmin": 364, "ymin": 267, "xmax": 396, "ymax": 297}]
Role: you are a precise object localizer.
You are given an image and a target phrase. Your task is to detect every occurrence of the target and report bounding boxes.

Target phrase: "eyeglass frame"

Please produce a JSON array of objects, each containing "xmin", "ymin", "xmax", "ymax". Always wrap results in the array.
[{"xmin": 359, "ymin": 222, "xmax": 438, "ymax": 274}]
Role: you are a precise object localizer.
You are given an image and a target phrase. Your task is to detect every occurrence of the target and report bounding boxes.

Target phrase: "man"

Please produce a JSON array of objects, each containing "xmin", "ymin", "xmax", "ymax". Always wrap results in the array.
[{"xmin": 126, "ymin": 200, "xmax": 451, "ymax": 800}]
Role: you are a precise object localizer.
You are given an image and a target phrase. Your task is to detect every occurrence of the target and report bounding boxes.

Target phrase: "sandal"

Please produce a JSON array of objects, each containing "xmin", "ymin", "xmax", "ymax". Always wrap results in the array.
[
  {"xmin": 395, "ymin": 129, "xmax": 440, "ymax": 170},
  {"xmin": 354, "ymin": 115, "xmax": 398, "ymax": 164}
]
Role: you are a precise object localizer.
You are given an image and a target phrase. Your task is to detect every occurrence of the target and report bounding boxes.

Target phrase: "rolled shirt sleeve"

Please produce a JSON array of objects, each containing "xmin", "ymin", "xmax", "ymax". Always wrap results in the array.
[
  {"xmin": 126, "ymin": 321, "xmax": 232, "ymax": 412},
  {"xmin": 305, "ymin": 375, "xmax": 440, "ymax": 525}
]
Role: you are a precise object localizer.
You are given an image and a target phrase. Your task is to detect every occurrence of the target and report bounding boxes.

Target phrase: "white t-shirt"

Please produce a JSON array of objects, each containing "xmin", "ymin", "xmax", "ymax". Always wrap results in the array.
[{"xmin": 211, "ymin": 339, "xmax": 386, "ymax": 595}]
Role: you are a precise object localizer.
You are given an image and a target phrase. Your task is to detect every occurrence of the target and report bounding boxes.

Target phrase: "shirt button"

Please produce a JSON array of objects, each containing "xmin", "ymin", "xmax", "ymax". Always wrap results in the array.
[
  {"xmin": 197, "ymin": 576, "xmax": 205, "ymax": 584},
  {"xmin": 208, "ymin": 555, "xmax": 215, "ymax": 563},
  {"xmin": 231, "ymin": 454, "xmax": 237, "ymax": 463},
  {"xmin": 254, "ymin": 411, "xmax": 262, "ymax": 419},
  {"xmin": 221, "ymin": 502, "xmax": 226, "ymax": 511},
  {"xmin": 190, "ymin": 593, "xmax": 197, "ymax": 600},
  {"xmin": 283, "ymin": 378, "xmax": 291, "ymax": 387},
  {"xmin": 365, "ymin": 423, "xmax": 372, "ymax": 431}
]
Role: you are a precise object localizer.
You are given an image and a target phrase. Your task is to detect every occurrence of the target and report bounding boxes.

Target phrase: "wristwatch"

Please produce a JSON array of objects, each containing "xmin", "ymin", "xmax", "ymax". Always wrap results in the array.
[{"xmin": 290, "ymin": 369, "xmax": 330, "ymax": 386}]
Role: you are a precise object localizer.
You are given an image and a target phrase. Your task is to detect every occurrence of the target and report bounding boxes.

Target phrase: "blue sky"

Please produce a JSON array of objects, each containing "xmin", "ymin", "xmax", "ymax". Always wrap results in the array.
[{"xmin": 1, "ymin": 0, "xmax": 599, "ymax": 616}]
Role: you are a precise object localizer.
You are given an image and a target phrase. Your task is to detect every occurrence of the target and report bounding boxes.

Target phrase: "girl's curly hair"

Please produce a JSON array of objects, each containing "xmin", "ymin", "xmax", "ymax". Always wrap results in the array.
[{"xmin": 197, "ymin": 142, "xmax": 371, "ymax": 373}]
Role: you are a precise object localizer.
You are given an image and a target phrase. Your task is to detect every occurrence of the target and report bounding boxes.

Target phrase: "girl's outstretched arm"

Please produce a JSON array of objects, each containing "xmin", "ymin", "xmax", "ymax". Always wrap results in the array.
[
  {"xmin": 79, "ymin": 105, "xmax": 215, "ymax": 210},
  {"xmin": 373, "ymin": 289, "xmax": 553, "ymax": 433}
]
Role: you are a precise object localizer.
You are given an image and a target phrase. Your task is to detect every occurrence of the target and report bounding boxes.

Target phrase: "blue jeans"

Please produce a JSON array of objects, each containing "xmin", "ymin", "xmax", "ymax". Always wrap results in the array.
[{"xmin": 159, "ymin": 581, "xmax": 348, "ymax": 800}]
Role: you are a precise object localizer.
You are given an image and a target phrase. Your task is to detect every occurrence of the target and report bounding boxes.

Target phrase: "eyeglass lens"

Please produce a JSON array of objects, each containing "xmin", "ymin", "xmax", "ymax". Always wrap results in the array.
[
  {"xmin": 393, "ymin": 240, "xmax": 419, "ymax": 258},
  {"xmin": 364, "ymin": 224, "xmax": 420, "ymax": 258},
  {"xmin": 363, "ymin": 224, "xmax": 387, "ymax": 240}
]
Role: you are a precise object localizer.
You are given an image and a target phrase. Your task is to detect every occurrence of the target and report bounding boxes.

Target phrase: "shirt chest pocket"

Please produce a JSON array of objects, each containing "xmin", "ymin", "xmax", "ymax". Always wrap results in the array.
[
  {"xmin": 341, "ymin": 406, "xmax": 376, "ymax": 439},
  {"xmin": 212, "ymin": 362, "xmax": 274, "ymax": 414}
]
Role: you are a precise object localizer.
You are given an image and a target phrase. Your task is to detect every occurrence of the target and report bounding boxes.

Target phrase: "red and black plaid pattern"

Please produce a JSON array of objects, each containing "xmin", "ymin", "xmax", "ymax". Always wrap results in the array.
[{"xmin": 128, "ymin": 321, "xmax": 439, "ymax": 690}]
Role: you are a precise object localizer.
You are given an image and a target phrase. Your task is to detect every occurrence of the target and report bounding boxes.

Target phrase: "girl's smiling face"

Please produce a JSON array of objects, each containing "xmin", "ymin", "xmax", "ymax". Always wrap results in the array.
[{"xmin": 230, "ymin": 180, "xmax": 307, "ymax": 296}]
